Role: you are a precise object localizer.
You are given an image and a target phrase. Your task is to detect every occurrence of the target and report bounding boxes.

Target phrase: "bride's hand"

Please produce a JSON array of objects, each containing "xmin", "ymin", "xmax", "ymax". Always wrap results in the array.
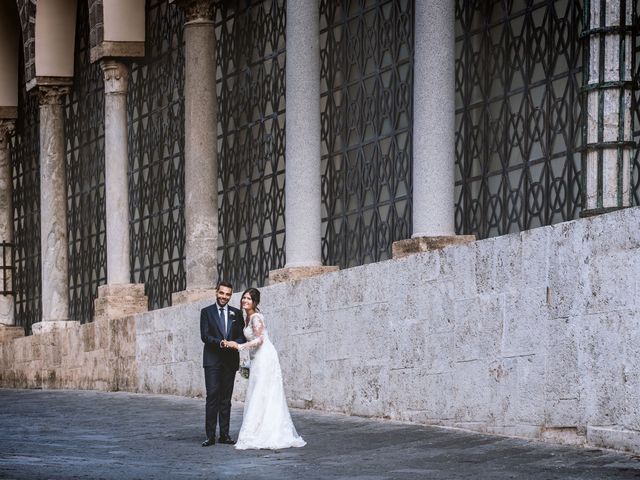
[{"xmin": 226, "ymin": 341, "xmax": 239, "ymax": 349}]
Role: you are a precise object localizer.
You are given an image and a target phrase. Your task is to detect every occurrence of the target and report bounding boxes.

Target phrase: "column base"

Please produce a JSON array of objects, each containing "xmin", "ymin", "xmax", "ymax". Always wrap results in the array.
[
  {"xmin": 392, "ymin": 235, "xmax": 476, "ymax": 259},
  {"xmin": 0, "ymin": 324, "xmax": 25, "ymax": 342},
  {"xmin": 268, "ymin": 265, "xmax": 339, "ymax": 285},
  {"xmin": 94, "ymin": 284, "xmax": 148, "ymax": 321},
  {"xmin": 171, "ymin": 288, "xmax": 217, "ymax": 305},
  {"xmin": 31, "ymin": 321, "xmax": 75, "ymax": 335}
]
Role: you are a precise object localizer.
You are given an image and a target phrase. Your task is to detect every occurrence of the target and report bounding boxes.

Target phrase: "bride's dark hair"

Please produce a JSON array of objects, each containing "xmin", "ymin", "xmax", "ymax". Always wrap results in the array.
[{"xmin": 241, "ymin": 287, "xmax": 261, "ymax": 311}]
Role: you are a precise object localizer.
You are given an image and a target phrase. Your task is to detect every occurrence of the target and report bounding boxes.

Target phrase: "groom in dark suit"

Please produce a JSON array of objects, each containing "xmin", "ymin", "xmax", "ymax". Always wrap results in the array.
[{"xmin": 200, "ymin": 281, "xmax": 246, "ymax": 446}]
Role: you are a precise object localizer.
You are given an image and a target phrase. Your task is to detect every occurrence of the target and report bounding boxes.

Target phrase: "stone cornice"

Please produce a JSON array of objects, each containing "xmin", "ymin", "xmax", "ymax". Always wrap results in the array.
[
  {"xmin": 172, "ymin": 0, "xmax": 215, "ymax": 22},
  {"xmin": 101, "ymin": 60, "xmax": 129, "ymax": 95},
  {"xmin": 90, "ymin": 41, "xmax": 145, "ymax": 64},
  {"xmin": 0, "ymin": 107, "xmax": 18, "ymax": 120},
  {"xmin": 26, "ymin": 76, "xmax": 73, "ymax": 94},
  {"xmin": 36, "ymin": 85, "xmax": 72, "ymax": 106}
]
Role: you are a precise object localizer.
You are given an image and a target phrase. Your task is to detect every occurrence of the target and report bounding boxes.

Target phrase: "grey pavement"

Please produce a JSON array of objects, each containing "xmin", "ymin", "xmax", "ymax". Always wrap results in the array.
[{"xmin": 1, "ymin": 389, "xmax": 639, "ymax": 480}]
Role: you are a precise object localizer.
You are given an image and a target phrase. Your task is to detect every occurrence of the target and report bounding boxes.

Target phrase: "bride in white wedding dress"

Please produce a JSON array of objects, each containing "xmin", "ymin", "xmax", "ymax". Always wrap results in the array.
[{"xmin": 224, "ymin": 288, "xmax": 305, "ymax": 450}]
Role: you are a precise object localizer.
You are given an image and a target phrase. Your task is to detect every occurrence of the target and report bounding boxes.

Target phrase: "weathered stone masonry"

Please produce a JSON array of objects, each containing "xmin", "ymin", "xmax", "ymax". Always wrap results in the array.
[{"xmin": 1, "ymin": 206, "xmax": 639, "ymax": 454}]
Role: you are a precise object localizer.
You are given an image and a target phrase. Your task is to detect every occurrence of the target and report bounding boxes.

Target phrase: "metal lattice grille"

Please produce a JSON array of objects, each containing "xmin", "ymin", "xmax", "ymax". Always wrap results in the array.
[
  {"xmin": 11, "ymin": 60, "xmax": 41, "ymax": 334},
  {"xmin": 215, "ymin": 0, "xmax": 286, "ymax": 290},
  {"xmin": 454, "ymin": 0, "xmax": 584, "ymax": 239},
  {"xmin": 64, "ymin": 0, "xmax": 106, "ymax": 324},
  {"xmin": 320, "ymin": 0, "xmax": 414, "ymax": 269},
  {"xmin": 128, "ymin": 0, "xmax": 186, "ymax": 310}
]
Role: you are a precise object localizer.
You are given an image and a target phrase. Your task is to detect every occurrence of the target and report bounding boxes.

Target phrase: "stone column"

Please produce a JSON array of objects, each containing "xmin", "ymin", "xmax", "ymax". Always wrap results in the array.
[
  {"xmin": 582, "ymin": 0, "xmax": 634, "ymax": 215},
  {"xmin": 268, "ymin": 0, "xmax": 337, "ymax": 285},
  {"xmin": 0, "ymin": 119, "xmax": 16, "ymax": 329},
  {"xmin": 33, "ymin": 85, "xmax": 73, "ymax": 334},
  {"xmin": 93, "ymin": 60, "xmax": 148, "ymax": 322},
  {"xmin": 102, "ymin": 60, "xmax": 132, "ymax": 284},
  {"xmin": 171, "ymin": 0, "xmax": 218, "ymax": 304},
  {"xmin": 392, "ymin": 0, "xmax": 474, "ymax": 259}
]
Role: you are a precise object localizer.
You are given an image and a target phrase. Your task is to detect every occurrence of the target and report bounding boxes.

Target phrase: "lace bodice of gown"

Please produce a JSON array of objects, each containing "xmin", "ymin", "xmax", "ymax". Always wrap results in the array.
[
  {"xmin": 240, "ymin": 313, "xmax": 267, "ymax": 353},
  {"xmin": 243, "ymin": 322, "xmax": 254, "ymax": 341}
]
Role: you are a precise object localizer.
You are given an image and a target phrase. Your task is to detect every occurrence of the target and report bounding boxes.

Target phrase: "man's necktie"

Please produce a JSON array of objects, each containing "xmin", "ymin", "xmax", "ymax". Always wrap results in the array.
[{"xmin": 220, "ymin": 307, "xmax": 227, "ymax": 338}]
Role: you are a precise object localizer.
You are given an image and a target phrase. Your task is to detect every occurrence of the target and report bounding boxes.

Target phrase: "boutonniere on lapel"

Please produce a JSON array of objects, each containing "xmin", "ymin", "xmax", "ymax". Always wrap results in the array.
[{"xmin": 229, "ymin": 312, "xmax": 236, "ymax": 320}]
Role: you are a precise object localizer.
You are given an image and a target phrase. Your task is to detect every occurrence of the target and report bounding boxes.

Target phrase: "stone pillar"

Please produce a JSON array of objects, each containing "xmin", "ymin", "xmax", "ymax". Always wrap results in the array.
[
  {"xmin": 33, "ymin": 84, "xmax": 73, "ymax": 334},
  {"xmin": 93, "ymin": 60, "xmax": 148, "ymax": 321},
  {"xmin": 171, "ymin": 0, "xmax": 218, "ymax": 304},
  {"xmin": 0, "ymin": 119, "xmax": 16, "ymax": 329},
  {"xmin": 102, "ymin": 60, "xmax": 132, "ymax": 284},
  {"xmin": 581, "ymin": 0, "xmax": 634, "ymax": 215},
  {"xmin": 392, "ymin": 0, "xmax": 474, "ymax": 259},
  {"xmin": 268, "ymin": 0, "xmax": 337, "ymax": 285}
]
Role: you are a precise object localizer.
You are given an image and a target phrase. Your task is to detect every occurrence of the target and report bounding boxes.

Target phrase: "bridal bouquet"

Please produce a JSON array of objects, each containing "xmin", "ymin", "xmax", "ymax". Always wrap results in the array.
[{"xmin": 239, "ymin": 360, "xmax": 250, "ymax": 379}]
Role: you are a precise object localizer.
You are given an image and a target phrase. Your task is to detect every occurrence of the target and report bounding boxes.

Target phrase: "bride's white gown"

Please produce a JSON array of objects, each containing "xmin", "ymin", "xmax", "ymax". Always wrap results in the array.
[{"xmin": 235, "ymin": 313, "xmax": 306, "ymax": 450}]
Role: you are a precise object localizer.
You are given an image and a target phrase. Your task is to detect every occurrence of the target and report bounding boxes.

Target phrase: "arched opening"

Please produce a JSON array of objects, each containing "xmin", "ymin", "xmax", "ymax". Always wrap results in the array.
[
  {"xmin": 0, "ymin": 0, "xmax": 20, "ymax": 115},
  {"xmin": 30, "ymin": 0, "xmax": 77, "ymax": 88}
]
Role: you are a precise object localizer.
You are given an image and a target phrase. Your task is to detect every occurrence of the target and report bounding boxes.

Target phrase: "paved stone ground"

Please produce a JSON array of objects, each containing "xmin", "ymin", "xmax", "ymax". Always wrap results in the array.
[{"xmin": 1, "ymin": 389, "xmax": 640, "ymax": 479}]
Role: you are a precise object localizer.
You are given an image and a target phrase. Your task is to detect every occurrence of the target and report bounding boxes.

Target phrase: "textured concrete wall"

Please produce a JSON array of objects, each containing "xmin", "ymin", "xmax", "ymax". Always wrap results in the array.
[{"xmin": 1, "ymin": 207, "xmax": 639, "ymax": 454}]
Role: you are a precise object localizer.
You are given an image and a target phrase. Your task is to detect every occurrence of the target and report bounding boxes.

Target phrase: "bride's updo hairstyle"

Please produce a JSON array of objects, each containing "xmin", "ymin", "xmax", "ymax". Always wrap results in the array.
[{"xmin": 241, "ymin": 287, "xmax": 261, "ymax": 311}]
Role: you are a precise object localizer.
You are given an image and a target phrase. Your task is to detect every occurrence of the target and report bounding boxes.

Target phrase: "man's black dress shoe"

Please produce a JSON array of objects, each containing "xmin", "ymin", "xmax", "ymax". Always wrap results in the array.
[
  {"xmin": 201, "ymin": 437, "xmax": 215, "ymax": 447},
  {"xmin": 218, "ymin": 435, "xmax": 235, "ymax": 445}
]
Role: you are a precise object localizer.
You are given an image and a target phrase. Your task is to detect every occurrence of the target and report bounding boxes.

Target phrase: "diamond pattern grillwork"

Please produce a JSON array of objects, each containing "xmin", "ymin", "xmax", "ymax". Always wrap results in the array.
[
  {"xmin": 454, "ymin": 0, "xmax": 584, "ymax": 239},
  {"xmin": 64, "ymin": 0, "xmax": 106, "ymax": 324},
  {"xmin": 11, "ymin": 55, "xmax": 41, "ymax": 334},
  {"xmin": 215, "ymin": 0, "xmax": 286, "ymax": 290},
  {"xmin": 128, "ymin": 0, "xmax": 186, "ymax": 309},
  {"xmin": 128, "ymin": 0, "xmax": 186, "ymax": 310},
  {"xmin": 320, "ymin": 0, "xmax": 413, "ymax": 269}
]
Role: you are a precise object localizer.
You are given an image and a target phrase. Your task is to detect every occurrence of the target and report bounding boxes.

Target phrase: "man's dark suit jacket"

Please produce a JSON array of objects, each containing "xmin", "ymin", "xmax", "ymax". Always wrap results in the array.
[{"xmin": 200, "ymin": 303, "xmax": 246, "ymax": 369}]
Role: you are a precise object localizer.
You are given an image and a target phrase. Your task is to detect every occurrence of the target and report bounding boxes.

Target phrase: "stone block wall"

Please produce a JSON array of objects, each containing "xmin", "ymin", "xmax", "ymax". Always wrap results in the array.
[
  {"xmin": 1, "ymin": 207, "xmax": 639, "ymax": 454},
  {"xmin": 0, "ymin": 316, "xmax": 136, "ymax": 391},
  {"xmin": 134, "ymin": 301, "xmax": 206, "ymax": 397}
]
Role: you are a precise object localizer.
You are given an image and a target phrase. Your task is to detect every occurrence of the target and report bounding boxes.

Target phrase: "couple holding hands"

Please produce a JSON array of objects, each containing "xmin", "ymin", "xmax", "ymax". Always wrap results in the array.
[{"xmin": 199, "ymin": 281, "xmax": 305, "ymax": 450}]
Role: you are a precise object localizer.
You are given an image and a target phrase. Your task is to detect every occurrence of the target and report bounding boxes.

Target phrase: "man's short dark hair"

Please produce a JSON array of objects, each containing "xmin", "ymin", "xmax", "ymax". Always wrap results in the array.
[{"xmin": 216, "ymin": 280, "xmax": 233, "ymax": 291}]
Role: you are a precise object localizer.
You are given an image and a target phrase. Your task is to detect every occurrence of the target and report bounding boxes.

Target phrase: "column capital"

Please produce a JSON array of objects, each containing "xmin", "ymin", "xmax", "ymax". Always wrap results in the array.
[
  {"xmin": 172, "ymin": 0, "xmax": 215, "ymax": 22},
  {"xmin": 36, "ymin": 85, "xmax": 71, "ymax": 107},
  {"xmin": 0, "ymin": 119, "xmax": 16, "ymax": 145},
  {"xmin": 101, "ymin": 60, "xmax": 130, "ymax": 95}
]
